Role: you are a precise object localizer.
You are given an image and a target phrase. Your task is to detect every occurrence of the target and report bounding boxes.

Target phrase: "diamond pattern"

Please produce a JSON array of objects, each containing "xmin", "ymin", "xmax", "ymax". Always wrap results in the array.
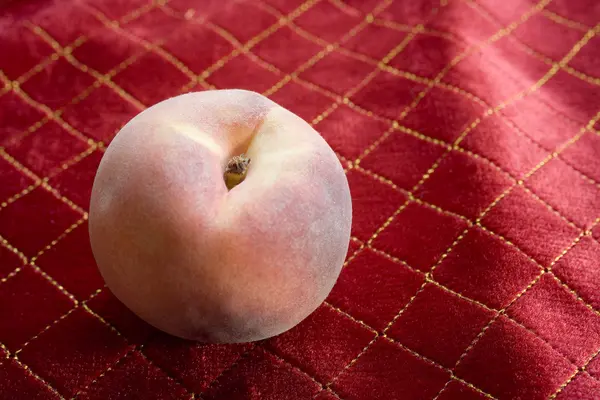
[
  {"xmin": 387, "ymin": 284, "xmax": 495, "ymax": 368},
  {"xmin": 253, "ymin": 26, "xmax": 324, "ymax": 74},
  {"xmin": 0, "ymin": 244, "xmax": 25, "ymax": 280},
  {"xmin": 481, "ymin": 186, "xmax": 580, "ymax": 267},
  {"xmin": 0, "ymin": 156, "xmax": 35, "ymax": 204},
  {"xmin": 552, "ymin": 236, "xmax": 600, "ymax": 310},
  {"xmin": 333, "ymin": 337, "xmax": 450, "ymax": 400},
  {"xmin": 555, "ymin": 373, "xmax": 600, "ymax": 400},
  {"xmin": 456, "ymin": 316, "xmax": 575, "ymax": 400},
  {"xmin": 560, "ymin": 132, "xmax": 600, "ymax": 183},
  {"xmin": 61, "ymin": 84, "xmax": 140, "ymax": 144},
  {"xmin": 460, "ymin": 115, "xmax": 549, "ymax": 178},
  {"xmin": 345, "ymin": 169, "xmax": 408, "ymax": 241},
  {"xmin": 202, "ymin": 347, "xmax": 322, "ymax": 399},
  {"xmin": 4, "ymin": 121, "xmax": 89, "ymax": 177},
  {"xmin": 71, "ymin": 28, "xmax": 144, "ymax": 74},
  {"xmin": 122, "ymin": 8, "xmax": 183, "ymax": 44},
  {"xmin": 501, "ymin": 95, "xmax": 582, "ymax": 151},
  {"xmin": 34, "ymin": 220, "xmax": 104, "ymax": 300},
  {"xmin": 0, "ymin": 92, "xmax": 46, "ymax": 146},
  {"xmin": 428, "ymin": 1, "xmax": 498, "ymax": 45},
  {"xmin": 569, "ymin": 35, "xmax": 600, "ymax": 79},
  {"xmin": 433, "ymin": 226, "xmax": 541, "ymax": 309},
  {"xmin": 294, "ymin": 1, "xmax": 362, "ymax": 43},
  {"xmin": 0, "ymin": 357, "xmax": 62, "ymax": 400},
  {"xmin": 415, "ymin": 151, "xmax": 513, "ymax": 220},
  {"xmin": 206, "ymin": 54, "xmax": 282, "ymax": 93},
  {"xmin": 112, "ymin": 52, "xmax": 190, "ymax": 106},
  {"xmin": 210, "ymin": 3, "xmax": 278, "ymax": 43},
  {"xmin": 536, "ymin": 70, "xmax": 600, "ymax": 125},
  {"xmin": 0, "ymin": 24, "xmax": 54, "ymax": 80},
  {"xmin": 526, "ymin": 157, "xmax": 600, "ymax": 228},
  {"xmin": 76, "ymin": 351, "xmax": 189, "ymax": 400},
  {"xmin": 47, "ymin": 150, "xmax": 103, "ymax": 209},
  {"xmin": 21, "ymin": 58, "xmax": 96, "ymax": 110},
  {"xmin": 351, "ymin": 71, "xmax": 426, "ymax": 120},
  {"xmin": 2, "ymin": 0, "xmax": 600, "ymax": 398},
  {"xmin": 18, "ymin": 307, "xmax": 130, "ymax": 397},
  {"xmin": 266, "ymin": 305, "xmax": 376, "ymax": 382},
  {"xmin": 389, "ymin": 34, "xmax": 466, "ymax": 79},
  {"xmin": 142, "ymin": 334, "xmax": 251, "ymax": 393},
  {"xmin": 402, "ymin": 87, "xmax": 486, "ymax": 143},
  {"xmin": 30, "ymin": 2, "xmax": 105, "ymax": 46},
  {"xmin": 0, "ymin": 267, "xmax": 73, "ymax": 351},
  {"xmin": 0, "ymin": 187, "xmax": 81, "ymax": 256},
  {"xmin": 327, "ymin": 249, "xmax": 424, "ymax": 331},
  {"xmin": 342, "ymin": 22, "xmax": 408, "ymax": 60},
  {"xmin": 267, "ymin": 80, "xmax": 334, "ymax": 122},
  {"xmin": 507, "ymin": 274, "xmax": 600, "ymax": 365},
  {"xmin": 317, "ymin": 105, "xmax": 389, "ymax": 159},
  {"xmin": 547, "ymin": 0, "xmax": 600, "ymax": 26},
  {"xmin": 513, "ymin": 13, "xmax": 584, "ymax": 60},
  {"xmin": 371, "ymin": 202, "xmax": 469, "ymax": 272},
  {"xmin": 299, "ymin": 51, "xmax": 373, "ymax": 95}
]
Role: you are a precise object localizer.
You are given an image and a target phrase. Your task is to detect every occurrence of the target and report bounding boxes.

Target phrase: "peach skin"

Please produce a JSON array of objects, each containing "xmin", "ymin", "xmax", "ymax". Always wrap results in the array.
[{"xmin": 88, "ymin": 89, "xmax": 352, "ymax": 343}]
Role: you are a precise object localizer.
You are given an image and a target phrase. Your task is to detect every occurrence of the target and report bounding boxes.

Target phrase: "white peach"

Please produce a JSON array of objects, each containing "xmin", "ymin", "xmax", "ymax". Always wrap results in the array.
[{"xmin": 89, "ymin": 89, "xmax": 352, "ymax": 343}]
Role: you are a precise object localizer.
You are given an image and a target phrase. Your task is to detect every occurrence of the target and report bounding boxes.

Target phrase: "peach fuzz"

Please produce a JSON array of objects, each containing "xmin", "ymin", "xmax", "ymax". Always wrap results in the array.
[{"xmin": 89, "ymin": 89, "xmax": 352, "ymax": 343}]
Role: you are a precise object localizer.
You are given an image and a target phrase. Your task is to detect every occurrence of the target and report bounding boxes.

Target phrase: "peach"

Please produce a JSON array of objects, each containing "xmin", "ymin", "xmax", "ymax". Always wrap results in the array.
[{"xmin": 88, "ymin": 89, "xmax": 352, "ymax": 343}]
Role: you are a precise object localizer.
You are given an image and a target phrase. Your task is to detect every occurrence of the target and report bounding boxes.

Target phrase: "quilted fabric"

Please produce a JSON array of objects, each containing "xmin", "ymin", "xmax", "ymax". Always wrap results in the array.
[{"xmin": 1, "ymin": 0, "xmax": 600, "ymax": 398}]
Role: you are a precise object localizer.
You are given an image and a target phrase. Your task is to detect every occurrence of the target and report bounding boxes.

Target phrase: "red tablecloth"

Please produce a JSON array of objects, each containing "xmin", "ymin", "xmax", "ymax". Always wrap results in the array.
[{"xmin": 1, "ymin": 0, "xmax": 600, "ymax": 399}]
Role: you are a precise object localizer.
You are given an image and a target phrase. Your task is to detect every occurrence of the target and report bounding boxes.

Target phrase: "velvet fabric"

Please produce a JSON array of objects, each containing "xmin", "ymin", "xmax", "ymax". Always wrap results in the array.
[{"xmin": 0, "ymin": 0, "xmax": 599, "ymax": 399}]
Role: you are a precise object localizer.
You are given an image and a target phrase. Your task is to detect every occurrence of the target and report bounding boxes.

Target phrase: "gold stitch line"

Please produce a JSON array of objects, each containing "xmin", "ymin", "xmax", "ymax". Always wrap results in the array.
[
  {"xmin": 137, "ymin": 345, "xmax": 198, "ymax": 397},
  {"xmin": 1, "ymin": 345, "xmax": 67, "ymax": 400},
  {"xmin": 0, "ymin": 144, "xmax": 98, "ymax": 215},
  {"xmin": 541, "ymin": 9, "xmax": 590, "ymax": 31},
  {"xmin": 549, "ymin": 272, "xmax": 600, "ymax": 316},
  {"xmin": 263, "ymin": 0, "xmax": 397, "ymax": 99},
  {"xmin": 9, "ymin": 3, "xmax": 596, "ymax": 400},
  {"xmin": 467, "ymin": 0, "xmax": 600, "ymax": 94},
  {"xmin": 70, "ymin": 345, "xmax": 137, "ymax": 400},
  {"xmin": 372, "ymin": 17, "xmax": 461, "ymax": 43},
  {"xmin": 322, "ymin": 298, "xmax": 499, "ymax": 400},
  {"xmin": 87, "ymin": 7, "xmax": 197, "ymax": 84},
  {"xmin": 342, "ymin": 94, "xmax": 600, "ymax": 206},
  {"xmin": 1, "ymin": 3, "xmax": 178, "ymax": 397},
  {"xmin": 13, "ymin": 0, "xmax": 161, "ymax": 91},
  {"xmin": 202, "ymin": 344, "xmax": 258, "ymax": 396},
  {"xmin": 308, "ymin": 0, "xmax": 428, "ymax": 391},
  {"xmin": 14, "ymin": 287, "xmax": 104, "ymax": 357},
  {"xmin": 77, "ymin": 289, "xmax": 197, "ymax": 400},
  {"xmin": 0, "ymin": 72, "xmax": 99, "ymax": 148},
  {"xmin": 327, "ymin": 0, "xmax": 362, "ymax": 17},
  {"xmin": 461, "ymin": 4, "xmax": 598, "ymax": 130},
  {"xmin": 329, "ymin": 197, "xmax": 598, "ymax": 390},
  {"xmin": 166, "ymin": 0, "xmax": 319, "ymax": 92},
  {"xmin": 354, "ymin": 0, "xmax": 553, "ymax": 170},
  {"xmin": 28, "ymin": 24, "xmax": 147, "ymax": 111},
  {"xmin": 549, "ymin": 346, "xmax": 600, "ymax": 399},
  {"xmin": 438, "ymin": 219, "xmax": 600, "ymax": 395},
  {"xmin": 409, "ymin": 26, "xmax": 598, "ymax": 229},
  {"xmin": 425, "ymin": 38, "xmax": 600, "ymax": 396},
  {"xmin": 204, "ymin": 0, "xmax": 322, "ymax": 81},
  {"xmin": 0, "ymin": 147, "xmax": 40, "ymax": 182},
  {"xmin": 0, "ymin": 148, "xmax": 88, "ymax": 217},
  {"xmin": 262, "ymin": 346, "xmax": 328, "ymax": 391},
  {"xmin": 323, "ymin": 301, "xmax": 378, "ymax": 335},
  {"xmin": 327, "ymin": 240, "xmax": 586, "ymax": 399},
  {"xmin": 0, "ymin": 218, "xmax": 87, "ymax": 305},
  {"xmin": 4, "ymin": 116, "xmax": 52, "ymax": 146}
]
